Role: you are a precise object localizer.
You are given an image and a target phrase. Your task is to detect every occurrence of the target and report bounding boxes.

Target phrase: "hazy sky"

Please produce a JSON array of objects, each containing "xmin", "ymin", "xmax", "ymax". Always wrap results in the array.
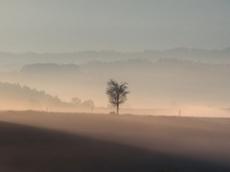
[{"xmin": 0, "ymin": 0, "xmax": 230, "ymax": 52}]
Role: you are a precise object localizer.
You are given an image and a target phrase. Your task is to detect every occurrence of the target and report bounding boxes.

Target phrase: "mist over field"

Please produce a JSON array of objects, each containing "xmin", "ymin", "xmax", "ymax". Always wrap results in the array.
[
  {"xmin": 0, "ymin": 0, "xmax": 229, "ymax": 116},
  {"xmin": 1, "ymin": 1, "xmax": 230, "ymax": 172},
  {"xmin": 0, "ymin": 49, "xmax": 229, "ymax": 116}
]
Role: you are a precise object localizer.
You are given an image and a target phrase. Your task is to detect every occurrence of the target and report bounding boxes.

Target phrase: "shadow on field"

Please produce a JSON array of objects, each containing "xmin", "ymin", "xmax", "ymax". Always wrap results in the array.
[{"xmin": 0, "ymin": 121, "xmax": 229, "ymax": 172}]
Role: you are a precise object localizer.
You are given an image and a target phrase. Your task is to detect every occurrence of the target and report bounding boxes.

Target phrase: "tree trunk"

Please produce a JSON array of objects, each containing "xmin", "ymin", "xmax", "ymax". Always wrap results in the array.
[
  {"xmin": 116, "ymin": 94, "xmax": 120, "ymax": 115},
  {"xmin": 116, "ymin": 103, "xmax": 119, "ymax": 115}
]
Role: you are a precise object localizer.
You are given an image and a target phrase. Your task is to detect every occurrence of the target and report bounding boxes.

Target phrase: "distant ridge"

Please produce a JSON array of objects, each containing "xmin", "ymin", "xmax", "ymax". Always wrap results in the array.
[{"xmin": 0, "ymin": 82, "xmax": 94, "ymax": 112}]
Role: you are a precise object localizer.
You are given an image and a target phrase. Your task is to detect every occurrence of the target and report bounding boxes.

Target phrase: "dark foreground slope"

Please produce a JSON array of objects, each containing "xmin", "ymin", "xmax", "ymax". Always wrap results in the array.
[{"xmin": 0, "ymin": 121, "xmax": 229, "ymax": 172}]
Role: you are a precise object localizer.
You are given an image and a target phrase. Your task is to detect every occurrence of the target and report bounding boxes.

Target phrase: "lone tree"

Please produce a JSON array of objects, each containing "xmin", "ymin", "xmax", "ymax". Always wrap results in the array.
[{"xmin": 106, "ymin": 79, "xmax": 129, "ymax": 115}]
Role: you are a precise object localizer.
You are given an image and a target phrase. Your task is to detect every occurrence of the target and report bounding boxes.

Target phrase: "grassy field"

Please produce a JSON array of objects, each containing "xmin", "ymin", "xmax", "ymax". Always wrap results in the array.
[{"xmin": 0, "ymin": 111, "xmax": 230, "ymax": 172}]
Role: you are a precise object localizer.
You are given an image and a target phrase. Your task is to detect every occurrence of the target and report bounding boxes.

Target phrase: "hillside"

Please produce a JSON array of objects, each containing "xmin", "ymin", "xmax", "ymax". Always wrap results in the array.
[
  {"xmin": 0, "ymin": 111, "xmax": 230, "ymax": 171},
  {"xmin": 0, "ymin": 82, "xmax": 94, "ymax": 112}
]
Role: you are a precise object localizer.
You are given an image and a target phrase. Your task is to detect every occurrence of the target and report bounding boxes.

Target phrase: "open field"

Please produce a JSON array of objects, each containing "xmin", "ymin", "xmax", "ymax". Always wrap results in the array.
[{"xmin": 0, "ymin": 111, "xmax": 230, "ymax": 171}]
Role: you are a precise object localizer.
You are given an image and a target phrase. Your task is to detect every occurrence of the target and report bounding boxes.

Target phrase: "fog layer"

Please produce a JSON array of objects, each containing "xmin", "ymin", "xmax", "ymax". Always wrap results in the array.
[{"xmin": 0, "ymin": 49, "xmax": 229, "ymax": 116}]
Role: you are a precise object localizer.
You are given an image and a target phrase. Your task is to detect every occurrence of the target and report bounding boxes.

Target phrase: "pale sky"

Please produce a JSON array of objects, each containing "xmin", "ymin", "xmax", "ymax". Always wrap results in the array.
[{"xmin": 0, "ymin": 0, "xmax": 230, "ymax": 52}]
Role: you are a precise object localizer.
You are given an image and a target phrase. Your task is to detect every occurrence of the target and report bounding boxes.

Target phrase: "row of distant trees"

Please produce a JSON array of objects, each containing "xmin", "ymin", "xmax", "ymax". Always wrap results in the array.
[
  {"xmin": 71, "ymin": 97, "xmax": 95, "ymax": 111},
  {"xmin": 0, "ymin": 79, "xmax": 128, "ymax": 114}
]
